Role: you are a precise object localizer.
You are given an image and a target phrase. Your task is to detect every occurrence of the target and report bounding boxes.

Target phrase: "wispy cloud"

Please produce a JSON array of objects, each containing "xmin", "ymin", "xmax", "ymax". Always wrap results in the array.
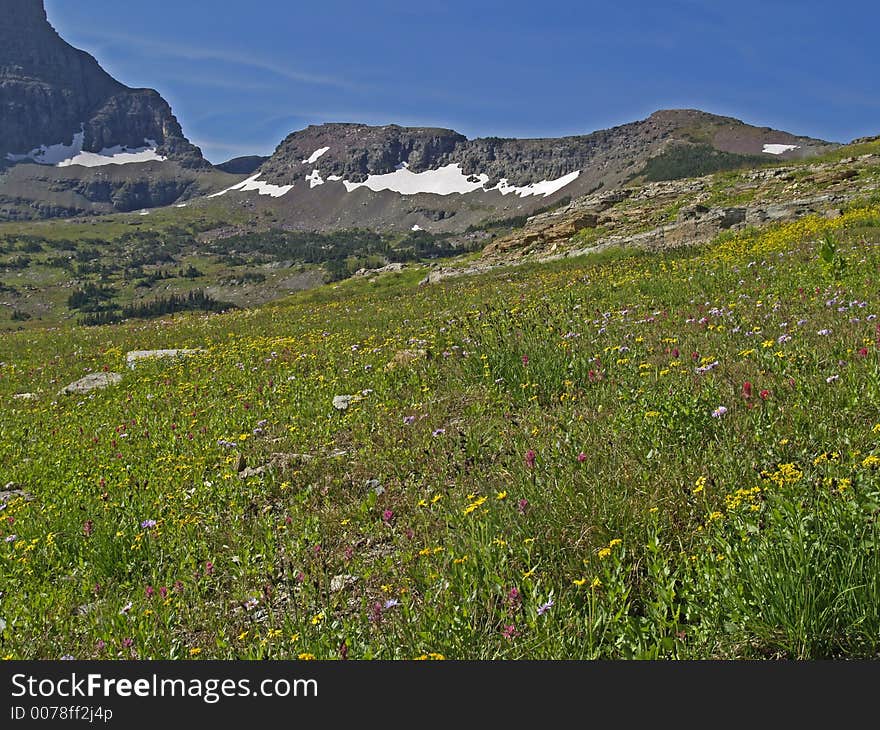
[
  {"xmin": 64, "ymin": 28, "xmax": 364, "ymax": 92},
  {"xmin": 158, "ymin": 73, "xmax": 279, "ymax": 93}
]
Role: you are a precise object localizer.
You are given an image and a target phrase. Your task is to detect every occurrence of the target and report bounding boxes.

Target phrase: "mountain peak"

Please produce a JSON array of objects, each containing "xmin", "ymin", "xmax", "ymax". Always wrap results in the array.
[{"xmin": 0, "ymin": 0, "xmax": 207, "ymax": 168}]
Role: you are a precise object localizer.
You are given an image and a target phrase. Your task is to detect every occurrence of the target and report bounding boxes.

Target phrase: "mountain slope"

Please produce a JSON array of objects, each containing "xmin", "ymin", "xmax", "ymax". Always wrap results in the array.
[{"xmin": 215, "ymin": 156, "xmax": 269, "ymax": 175}]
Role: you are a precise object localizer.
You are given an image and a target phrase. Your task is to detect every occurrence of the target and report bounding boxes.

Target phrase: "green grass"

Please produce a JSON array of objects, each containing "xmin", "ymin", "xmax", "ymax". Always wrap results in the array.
[
  {"xmin": 1, "ymin": 203, "xmax": 880, "ymax": 659},
  {"xmin": 639, "ymin": 143, "xmax": 772, "ymax": 182}
]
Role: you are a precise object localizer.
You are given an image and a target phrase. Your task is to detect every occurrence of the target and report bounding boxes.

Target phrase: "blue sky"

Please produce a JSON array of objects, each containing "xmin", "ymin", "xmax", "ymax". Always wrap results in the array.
[{"xmin": 45, "ymin": 0, "xmax": 879, "ymax": 163}]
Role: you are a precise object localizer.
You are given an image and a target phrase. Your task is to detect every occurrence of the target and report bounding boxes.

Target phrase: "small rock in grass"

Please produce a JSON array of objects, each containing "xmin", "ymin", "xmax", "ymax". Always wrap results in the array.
[
  {"xmin": 60, "ymin": 372, "xmax": 122, "ymax": 396},
  {"xmin": 330, "ymin": 575, "xmax": 358, "ymax": 593},
  {"xmin": 125, "ymin": 349, "xmax": 201, "ymax": 369},
  {"xmin": 238, "ymin": 466, "xmax": 267, "ymax": 480},
  {"xmin": 332, "ymin": 394, "xmax": 358, "ymax": 411},
  {"xmin": 384, "ymin": 349, "xmax": 427, "ymax": 372},
  {"xmin": 1, "ymin": 484, "xmax": 34, "ymax": 503}
]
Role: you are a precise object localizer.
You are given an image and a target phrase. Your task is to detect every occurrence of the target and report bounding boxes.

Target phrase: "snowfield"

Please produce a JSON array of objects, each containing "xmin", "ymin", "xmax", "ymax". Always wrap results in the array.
[
  {"xmin": 342, "ymin": 163, "xmax": 580, "ymax": 198},
  {"xmin": 203, "ymin": 161, "xmax": 581, "ymax": 202},
  {"xmin": 343, "ymin": 163, "xmax": 489, "ymax": 195}
]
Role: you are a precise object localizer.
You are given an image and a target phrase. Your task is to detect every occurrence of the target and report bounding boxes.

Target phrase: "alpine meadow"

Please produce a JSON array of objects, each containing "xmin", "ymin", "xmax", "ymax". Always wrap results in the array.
[{"xmin": 2, "ymin": 0, "xmax": 880, "ymax": 662}]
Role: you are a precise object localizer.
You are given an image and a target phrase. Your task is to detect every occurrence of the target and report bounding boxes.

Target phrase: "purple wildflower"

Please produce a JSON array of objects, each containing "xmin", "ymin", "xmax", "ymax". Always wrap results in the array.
[{"xmin": 537, "ymin": 598, "xmax": 555, "ymax": 616}]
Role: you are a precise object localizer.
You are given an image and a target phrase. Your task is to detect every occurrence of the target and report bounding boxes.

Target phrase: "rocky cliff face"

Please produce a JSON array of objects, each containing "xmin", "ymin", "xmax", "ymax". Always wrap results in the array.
[
  {"xmin": 0, "ymin": 0, "xmax": 233, "ymax": 219},
  {"xmin": 0, "ymin": 0, "xmax": 207, "ymax": 168}
]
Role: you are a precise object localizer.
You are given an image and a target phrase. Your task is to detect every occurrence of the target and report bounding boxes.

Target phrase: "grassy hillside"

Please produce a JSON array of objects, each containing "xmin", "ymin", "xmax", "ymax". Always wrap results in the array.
[{"xmin": 2, "ymin": 199, "xmax": 880, "ymax": 659}]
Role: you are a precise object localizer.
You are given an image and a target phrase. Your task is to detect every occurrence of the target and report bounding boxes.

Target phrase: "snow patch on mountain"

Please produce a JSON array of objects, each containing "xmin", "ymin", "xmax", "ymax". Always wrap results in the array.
[
  {"xmin": 763, "ymin": 143, "xmax": 799, "ymax": 155},
  {"xmin": 306, "ymin": 169, "xmax": 325, "ymax": 188},
  {"xmin": 208, "ymin": 174, "xmax": 294, "ymax": 198},
  {"xmin": 492, "ymin": 170, "xmax": 581, "ymax": 198},
  {"xmin": 60, "ymin": 140, "xmax": 165, "ymax": 167},
  {"xmin": 6, "ymin": 130, "xmax": 166, "ymax": 167},
  {"xmin": 303, "ymin": 147, "xmax": 330, "ymax": 165}
]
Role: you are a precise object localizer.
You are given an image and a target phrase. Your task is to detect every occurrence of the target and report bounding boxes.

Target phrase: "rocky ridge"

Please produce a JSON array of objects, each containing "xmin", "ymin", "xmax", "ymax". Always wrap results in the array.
[
  {"xmin": 212, "ymin": 109, "xmax": 837, "ymax": 234},
  {"xmin": 258, "ymin": 110, "xmax": 831, "ymax": 190}
]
